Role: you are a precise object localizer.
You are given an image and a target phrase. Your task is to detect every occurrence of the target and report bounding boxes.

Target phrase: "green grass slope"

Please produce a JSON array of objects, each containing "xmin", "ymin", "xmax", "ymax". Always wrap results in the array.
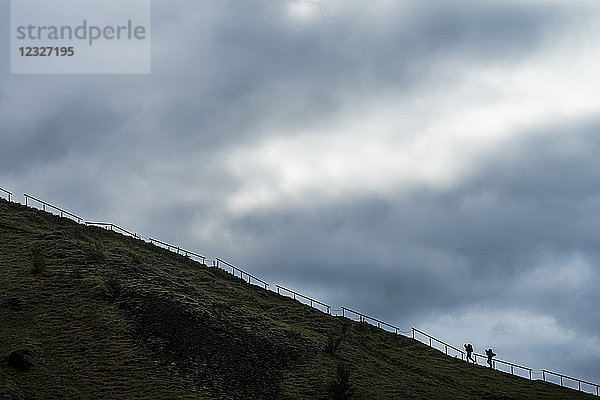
[{"xmin": 0, "ymin": 198, "xmax": 595, "ymax": 399}]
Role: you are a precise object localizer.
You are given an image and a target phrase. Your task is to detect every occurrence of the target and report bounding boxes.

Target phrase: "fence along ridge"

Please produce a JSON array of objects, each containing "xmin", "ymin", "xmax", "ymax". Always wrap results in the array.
[
  {"xmin": 411, "ymin": 327, "xmax": 465, "ymax": 359},
  {"xmin": 276, "ymin": 284, "xmax": 331, "ymax": 314},
  {"xmin": 341, "ymin": 306, "xmax": 402, "ymax": 335},
  {"xmin": 148, "ymin": 237, "xmax": 206, "ymax": 264},
  {"xmin": 7, "ymin": 185, "xmax": 599, "ymax": 396},
  {"xmin": 471, "ymin": 352, "xmax": 532, "ymax": 380},
  {"xmin": 0, "ymin": 187, "xmax": 12, "ymax": 201},
  {"xmin": 542, "ymin": 369, "xmax": 600, "ymax": 395},
  {"xmin": 23, "ymin": 193, "xmax": 83, "ymax": 223},
  {"xmin": 215, "ymin": 257, "xmax": 269, "ymax": 289},
  {"xmin": 85, "ymin": 222, "xmax": 140, "ymax": 239}
]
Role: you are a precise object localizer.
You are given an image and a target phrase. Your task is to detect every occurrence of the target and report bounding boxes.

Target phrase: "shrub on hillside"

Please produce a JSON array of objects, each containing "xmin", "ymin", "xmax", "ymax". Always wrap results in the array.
[
  {"xmin": 324, "ymin": 323, "xmax": 349, "ymax": 356},
  {"xmin": 324, "ymin": 332, "xmax": 343, "ymax": 355},
  {"xmin": 30, "ymin": 245, "xmax": 46, "ymax": 274},
  {"xmin": 104, "ymin": 270, "xmax": 122, "ymax": 299},
  {"xmin": 328, "ymin": 363, "xmax": 354, "ymax": 400}
]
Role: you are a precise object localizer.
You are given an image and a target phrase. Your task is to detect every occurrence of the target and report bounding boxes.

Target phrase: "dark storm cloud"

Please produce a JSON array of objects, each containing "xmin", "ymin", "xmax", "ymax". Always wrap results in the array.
[
  {"xmin": 0, "ymin": 0, "xmax": 583, "ymax": 166},
  {"xmin": 136, "ymin": 0, "xmax": 581, "ymax": 147},
  {"xmin": 0, "ymin": 97, "xmax": 125, "ymax": 170}
]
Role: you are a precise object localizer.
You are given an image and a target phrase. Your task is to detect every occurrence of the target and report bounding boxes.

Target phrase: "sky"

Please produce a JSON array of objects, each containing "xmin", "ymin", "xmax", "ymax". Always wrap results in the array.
[{"xmin": 2, "ymin": 0, "xmax": 600, "ymax": 389}]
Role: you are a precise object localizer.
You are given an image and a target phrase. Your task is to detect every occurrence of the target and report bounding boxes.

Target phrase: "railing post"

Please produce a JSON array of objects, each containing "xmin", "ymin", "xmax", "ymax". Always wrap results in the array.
[
  {"xmin": 412, "ymin": 328, "xmax": 415, "ymax": 339},
  {"xmin": 560, "ymin": 376, "xmax": 563, "ymax": 386},
  {"xmin": 542, "ymin": 371, "xmax": 545, "ymax": 381},
  {"xmin": 445, "ymin": 345, "xmax": 448, "ymax": 355},
  {"xmin": 429, "ymin": 337, "xmax": 432, "ymax": 347},
  {"xmin": 511, "ymin": 366, "xmax": 514, "ymax": 375}
]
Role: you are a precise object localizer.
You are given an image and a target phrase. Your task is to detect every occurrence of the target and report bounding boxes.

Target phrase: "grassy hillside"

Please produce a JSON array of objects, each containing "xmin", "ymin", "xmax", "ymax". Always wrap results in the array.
[{"xmin": 0, "ymin": 198, "xmax": 595, "ymax": 399}]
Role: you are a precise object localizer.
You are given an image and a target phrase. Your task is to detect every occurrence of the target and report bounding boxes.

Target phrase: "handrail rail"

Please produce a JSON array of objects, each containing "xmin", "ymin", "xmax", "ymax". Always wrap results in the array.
[
  {"xmin": 542, "ymin": 369, "xmax": 599, "ymax": 395},
  {"xmin": 472, "ymin": 352, "xmax": 532, "ymax": 379},
  {"xmin": 341, "ymin": 306, "xmax": 401, "ymax": 334},
  {"xmin": 85, "ymin": 222, "xmax": 140, "ymax": 239},
  {"xmin": 276, "ymin": 285, "xmax": 331, "ymax": 314},
  {"xmin": 0, "ymin": 187, "xmax": 12, "ymax": 201},
  {"xmin": 148, "ymin": 237, "xmax": 206, "ymax": 264},
  {"xmin": 412, "ymin": 327, "xmax": 465, "ymax": 360},
  {"xmin": 23, "ymin": 193, "xmax": 82, "ymax": 223},
  {"xmin": 215, "ymin": 257, "xmax": 269, "ymax": 289}
]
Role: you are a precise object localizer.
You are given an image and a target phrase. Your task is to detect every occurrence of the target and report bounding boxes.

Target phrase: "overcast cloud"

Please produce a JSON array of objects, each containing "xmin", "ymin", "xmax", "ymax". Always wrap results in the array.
[{"xmin": 2, "ymin": 0, "xmax": 600, "ymax": 388}]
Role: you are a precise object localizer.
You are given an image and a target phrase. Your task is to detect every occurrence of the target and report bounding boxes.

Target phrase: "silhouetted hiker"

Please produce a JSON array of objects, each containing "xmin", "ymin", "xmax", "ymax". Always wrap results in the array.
[
  {"xmin": 485, "ymin": 348, "xmax": 496, "ymax": 369},
  {"xmin": 464, "ymin": 343, "xmax": 475, "ymax": 363}
]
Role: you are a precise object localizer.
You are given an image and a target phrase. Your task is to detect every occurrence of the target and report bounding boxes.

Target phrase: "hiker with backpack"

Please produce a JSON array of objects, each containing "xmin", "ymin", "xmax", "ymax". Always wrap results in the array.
[
  {"xmin": 485, "ymin": 348, "xmax": 496, "ymax": 369},
  {"xmin": 464, "ymin": 343, "xmax": 475, "ymax": 363}
]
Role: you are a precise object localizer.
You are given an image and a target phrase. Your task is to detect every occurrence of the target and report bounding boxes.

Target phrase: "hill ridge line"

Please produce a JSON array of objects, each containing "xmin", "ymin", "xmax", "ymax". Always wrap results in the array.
[{"xmin": 1, "ymin": 188, "xmax": 598, "ymax": 397}]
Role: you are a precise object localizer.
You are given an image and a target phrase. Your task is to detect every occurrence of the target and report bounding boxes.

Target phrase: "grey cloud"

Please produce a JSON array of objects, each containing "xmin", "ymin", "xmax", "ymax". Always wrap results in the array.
[{"xmin": 1, "ymin": 0, "xmax": 585, "ymax": 163}]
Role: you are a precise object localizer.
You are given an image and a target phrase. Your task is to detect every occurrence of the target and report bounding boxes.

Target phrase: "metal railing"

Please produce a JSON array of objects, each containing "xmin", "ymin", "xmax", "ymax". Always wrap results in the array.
[
  {"xmin": 341, "ymin": 306, "xmax": 402, "ymax": 335},
  {"xmin": 85, "ymin": 222, "xmax": 140, "ymax": 239},
  {"xmin": 0, "ymin": 187, "xmax": 12, "ymax": 201},
  {"xmin": 471, "ymin": 353, "xmax": 532, "ymax": 380},
  {"xmin": 276, "ymin": 285, "xmax": 331, "ymax": 314},
  {"xmin": 215, "ymin": 258, "xmax": 269, "ymax": 289},
  {"xmin": 412, "ymin": 328, "xmax": 465, "ymax": 360},
  {"xmin": 148, "ymin": 237, "xmax": 207, "ymax": 264},
  {"xmin": 542, "ymin": 369, "xmax": 599, "ymax": 396},
  {"xmin": 23, "ymin": 194, "xmax": 83, "ymax": 223}
]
